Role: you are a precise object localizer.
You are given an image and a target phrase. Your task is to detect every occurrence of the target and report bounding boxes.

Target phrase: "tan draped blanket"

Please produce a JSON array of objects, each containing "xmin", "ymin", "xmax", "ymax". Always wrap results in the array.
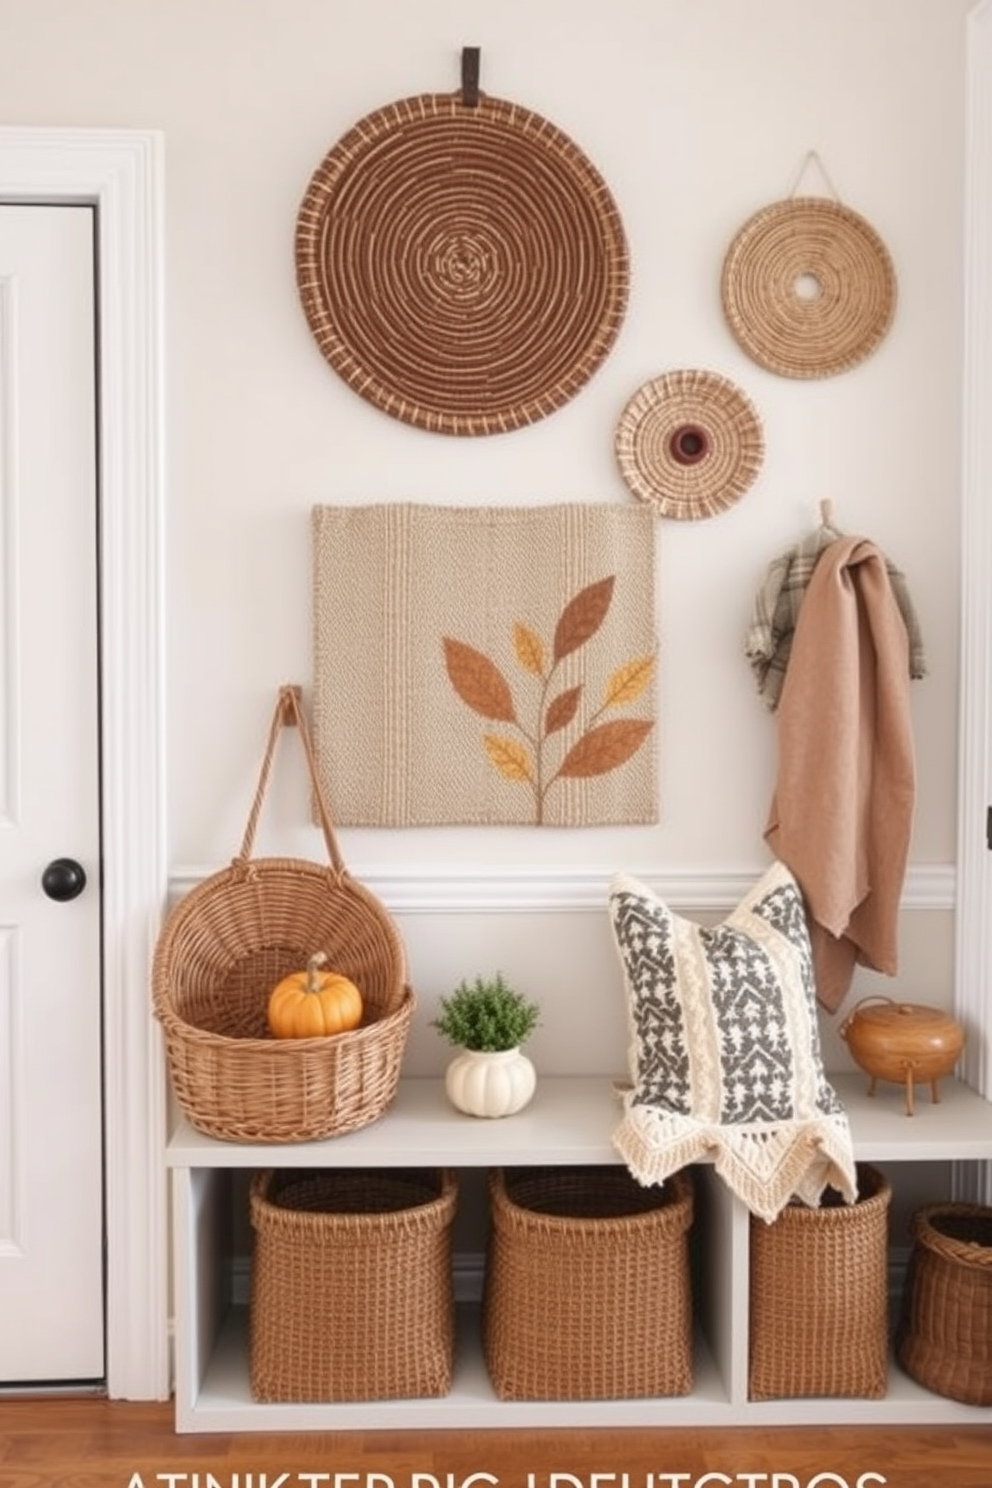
[
  {"xmin": 311, "ymin": 503, "xmax": 658, "ymax": 827},
  {"xmin": 764, "ymin": 534, "xmax": 916, "ymax": 1011}
]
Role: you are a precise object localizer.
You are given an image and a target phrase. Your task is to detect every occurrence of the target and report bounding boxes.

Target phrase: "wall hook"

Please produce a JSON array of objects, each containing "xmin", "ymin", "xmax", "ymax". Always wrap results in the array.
[{"xmin": 278, "ymin": 683, "xmax": 303, "ymax": 725}]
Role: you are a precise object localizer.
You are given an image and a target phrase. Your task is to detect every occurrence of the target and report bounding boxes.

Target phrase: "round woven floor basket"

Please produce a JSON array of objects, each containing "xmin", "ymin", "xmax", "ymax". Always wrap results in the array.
[
  {"xmin": 749, "ymin": 1162, "xmax": 891, "ymax": 1400},
  {"xmin": 897, "ymin": 1201, "xmax": 992, "ymax": 1405},
  {"xmin": 296, "ymin": 90, "xmax": 629, "ymax": 436},
  {"xmin": 152, "ymin": 687, "xmax": 412, "ymax": 1143},
  {"xmin": 483, "ymin": 1164, "xmax": 694, "ymax": 1400},
  {"xmin": 722, "ymin": 197, "xmax": 896, "ymax": 379},
  {"xmin": 249, "ymin": 1167, "xmax": 457, "ymax": 1402}
]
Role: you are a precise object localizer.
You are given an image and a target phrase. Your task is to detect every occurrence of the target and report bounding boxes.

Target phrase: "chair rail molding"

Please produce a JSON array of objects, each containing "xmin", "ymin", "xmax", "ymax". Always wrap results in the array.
[
  {"xmin": 0, "ymin": 127, "xmax": 169, "ymax": 1399},
  {"xmin": 169, "ymin": 862, "xmax": 954, "ymax": 916}
]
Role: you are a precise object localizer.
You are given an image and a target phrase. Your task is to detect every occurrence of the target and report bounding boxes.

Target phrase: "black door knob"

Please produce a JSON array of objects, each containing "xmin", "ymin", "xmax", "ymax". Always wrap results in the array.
[{"xmin": 41, "ymin": 857, "xmax": 87, "ymax": 902}]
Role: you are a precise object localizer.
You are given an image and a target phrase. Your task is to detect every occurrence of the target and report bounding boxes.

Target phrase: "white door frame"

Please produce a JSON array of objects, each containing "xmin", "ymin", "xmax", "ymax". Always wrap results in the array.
[
  {"xmin": 956, "ymin": 0, "xmax": 992, "ymax": 1197},
  {"xmin": 0, "ymin": 129, "xmax": 168, "ymax": 1398}
]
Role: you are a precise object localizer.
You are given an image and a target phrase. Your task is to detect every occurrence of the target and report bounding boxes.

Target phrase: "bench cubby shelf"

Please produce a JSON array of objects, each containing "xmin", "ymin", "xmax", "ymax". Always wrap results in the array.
[{"xmin": 167, "ymin": 1072, "xmax": 992, "ymax": 1434}]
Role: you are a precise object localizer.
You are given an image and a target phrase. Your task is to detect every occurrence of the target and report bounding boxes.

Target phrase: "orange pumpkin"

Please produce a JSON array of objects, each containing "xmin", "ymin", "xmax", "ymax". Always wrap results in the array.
[{"xmin": 267, "ymin": 952, "xmax": 363, "ymax": 1038}]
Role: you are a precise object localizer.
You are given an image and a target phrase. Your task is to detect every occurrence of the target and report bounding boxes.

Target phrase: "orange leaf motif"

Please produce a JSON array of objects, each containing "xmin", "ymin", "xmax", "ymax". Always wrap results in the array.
[
  {"xmin": 483, "ymin": 734, "xmax": 533, "ymax": 783},
  {"xmin": 553, "ymin": 576, "xmax": 615, "ymax": 663},
  {"xmin": 513, "ymin": 622, "xmax": 545, "ymax": 677},
  {"xmin": 603, "ymin": 654, "xmax": 656, "ymax": 708},
  {"xmin": 545, "ymin": 685, "xmax": 582, "ymax": 735},
  {"xmin": 443, "ymin": 638, "xmax": 517, "ymax": 722},
  {"xmin": 557, "ymin": 718, "xmax": 653, "ymax": 779}
]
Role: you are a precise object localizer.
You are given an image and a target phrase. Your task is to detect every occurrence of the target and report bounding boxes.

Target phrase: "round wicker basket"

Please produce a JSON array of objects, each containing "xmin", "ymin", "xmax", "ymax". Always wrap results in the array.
[
  {"xmin": 296, "ymin": 90, "xmax": 629, "ymax": 436},
  {"xmin": 615, "ymin": 368, "xmax": 764, "ymax": 519},
  {"xmin": 152, "ymin": 686, "xmax": 411, "ymax": 1143},
  {"xmin": 722, "ymin": 196, "xmax": 896, "ymax": 379},
  {"xmin": 897, "ymin": 1201, "xmax": 992, "ymax": 1405}
]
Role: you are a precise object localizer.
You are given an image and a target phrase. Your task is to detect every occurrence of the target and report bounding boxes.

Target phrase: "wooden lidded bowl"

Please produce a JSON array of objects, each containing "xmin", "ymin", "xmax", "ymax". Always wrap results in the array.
[{"xmin": 839, "ymin": 996, "xmax": 965, "ymax": 1116}]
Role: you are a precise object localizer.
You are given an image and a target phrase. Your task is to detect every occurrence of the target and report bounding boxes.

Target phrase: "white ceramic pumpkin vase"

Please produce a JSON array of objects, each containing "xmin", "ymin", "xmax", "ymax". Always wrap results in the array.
[{"xmin": 444, "ymin": 1047, "xmax": 537, "ymax": 1118}]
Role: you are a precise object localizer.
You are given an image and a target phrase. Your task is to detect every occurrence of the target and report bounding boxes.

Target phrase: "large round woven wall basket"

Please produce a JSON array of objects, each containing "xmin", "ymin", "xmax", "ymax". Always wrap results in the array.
[
  {"xmin": 721, "ymin": 197, "xmax": 896, "ymax": 379},
  {"xmin": 295, "ymin": 91, "xmax": 630, "ymax": 436},
  {"xmin": 615, "ymin": 368, "xmax": 764, "ymax": 520}
]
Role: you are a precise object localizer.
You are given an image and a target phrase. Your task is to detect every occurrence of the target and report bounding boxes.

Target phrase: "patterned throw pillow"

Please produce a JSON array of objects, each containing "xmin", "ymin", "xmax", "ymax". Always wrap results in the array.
[{"xmin": 608, "ymin": 859, "xmax": 857, "ymax": 1222}]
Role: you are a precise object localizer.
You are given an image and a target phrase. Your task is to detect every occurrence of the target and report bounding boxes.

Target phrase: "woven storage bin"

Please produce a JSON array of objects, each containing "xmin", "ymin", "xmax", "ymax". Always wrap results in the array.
[
  {"xmin": 896, "ymin": 1202, "xmax": 992, "ymax": 1405},
  {"xmin": 483, "ymin": 1164, "xmax": 694, "ymax": 1400},
  {"xmin": 749, "ymin": 1162, "xmax": 891, "ymax": 1400},
  {"xmin": 153, "ymin": 685, "xmax": 412, "ymax": 1143},
  {"xmin": 249, "ymin": 1167, "xmax": 457, "ymax": 1401}
]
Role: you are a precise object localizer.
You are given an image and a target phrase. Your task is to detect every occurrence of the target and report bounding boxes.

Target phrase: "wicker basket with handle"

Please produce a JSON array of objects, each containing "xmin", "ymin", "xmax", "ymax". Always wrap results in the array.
[{"xmin": 152, "ymin": 684, "xmax": 412, "ymax": 1142}]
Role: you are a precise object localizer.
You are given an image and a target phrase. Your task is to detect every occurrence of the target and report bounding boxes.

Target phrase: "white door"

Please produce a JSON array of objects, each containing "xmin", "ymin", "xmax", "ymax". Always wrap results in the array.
[{"xmin": 0, "ymin": 204, "xmax": 104, "ymax": 1382}]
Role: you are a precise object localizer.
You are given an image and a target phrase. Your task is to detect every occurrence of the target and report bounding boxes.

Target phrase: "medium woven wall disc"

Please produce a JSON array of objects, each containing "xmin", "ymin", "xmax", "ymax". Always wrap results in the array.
[
  {"xmin": 295, "ymin": 91, "xmax": 630, "ymax": 436},
  {"xmin": 721, "ymin": 197, "xmax": 896, "ymax": 379},
  {"xmin": 615, "ymin": 369, "xmax": 764, "ymax": 520}
]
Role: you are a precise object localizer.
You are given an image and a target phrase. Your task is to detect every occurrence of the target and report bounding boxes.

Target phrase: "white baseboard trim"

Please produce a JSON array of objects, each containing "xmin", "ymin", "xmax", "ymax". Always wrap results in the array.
[{"xmin": 170, "ymin": 862, "xmax": 954, "ymax": 915}]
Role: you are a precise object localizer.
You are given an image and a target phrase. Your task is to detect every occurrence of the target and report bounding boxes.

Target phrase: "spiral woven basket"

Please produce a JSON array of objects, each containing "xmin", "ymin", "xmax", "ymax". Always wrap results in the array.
[
  {"xmin": 722, "ymin": 196, "xmax": 896, "ymax": 379},
  {"xmin": 296, "ymin": 88, "xmax": 629, "ymax": 436},
  {"xmin": 249, "ymin": 1167, "xmax": 457, "ymax": 1401},
  {"xmin": 897, "ymin": 1202, "xmax": 992, "ymax": 1405},
  {"xmin": 749, "ymin": 1163, "xmax": 891, "ymax": 1400},
  {"xmin": 615, "ymin": 368, "xmax": 764, "ymax": 520},
  {"xmin": 483, "ymin": 1164, "xmax": 694, "ymax": 1400},
  {"xmin": 152, "ymin": 686, "xmax": 412, "ymax": 1143}
]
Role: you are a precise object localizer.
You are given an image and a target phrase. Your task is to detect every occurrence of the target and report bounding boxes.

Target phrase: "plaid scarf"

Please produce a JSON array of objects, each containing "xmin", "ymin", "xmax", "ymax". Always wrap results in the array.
[{"xmin": 746, "ymin": 525, "xmax": 927, "ymax": 710}]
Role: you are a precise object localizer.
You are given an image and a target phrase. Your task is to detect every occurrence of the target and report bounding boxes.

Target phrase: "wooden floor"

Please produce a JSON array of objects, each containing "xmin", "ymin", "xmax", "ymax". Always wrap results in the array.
[{"xmin": 0, "ymin": 1398, "xmax": 991, "ymax": 1488}]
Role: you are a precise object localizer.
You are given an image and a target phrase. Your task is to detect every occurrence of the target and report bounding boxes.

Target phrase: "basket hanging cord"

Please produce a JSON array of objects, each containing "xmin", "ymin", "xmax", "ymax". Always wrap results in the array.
[
  {"xmin": 236, "ymin": 684, "xmax": 346, "ymax": 875},
  {"xmin": 788, "ymin": 149, "xmax": 841, "ymax": 201}
]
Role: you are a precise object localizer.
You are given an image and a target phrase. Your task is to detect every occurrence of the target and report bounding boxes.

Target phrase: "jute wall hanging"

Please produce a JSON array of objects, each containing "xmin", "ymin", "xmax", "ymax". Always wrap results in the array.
[
  {"xmin": 311, "ymin": 503, "xmax": 657, "ymax": 827},
  {"xmin": 721, "ymin": 153, "xmax": 896, "ymax": 379},
  {"xmin": 296, "ymin": 51, "xmax": 629, "ymax": 436},
  {"xmin": 614, "ymin": 368, "xmax": 764, "ymax": 520}
]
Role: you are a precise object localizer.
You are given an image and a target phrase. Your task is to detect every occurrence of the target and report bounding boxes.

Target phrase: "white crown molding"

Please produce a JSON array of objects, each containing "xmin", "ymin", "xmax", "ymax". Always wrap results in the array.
[
  {"xmin": 169, "ymin": 862, "xmax": 954, "ymax": 916},
  {"xmin": 0, "ymin": 127, "xmax": 170, "ymax": 1400}
]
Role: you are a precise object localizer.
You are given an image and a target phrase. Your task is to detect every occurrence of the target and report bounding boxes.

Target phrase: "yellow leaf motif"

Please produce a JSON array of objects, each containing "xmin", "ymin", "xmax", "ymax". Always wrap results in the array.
[
  {"xmin": 483, "ymin": 734, "xmax": 533, "ymax": 783},
  {"xmin": 513, "ymin": 623, "xmax": 545, "ymax": 677},
  {"xmin": 603, "ymin": 654, "xmax": 656, "ymax": 708}
]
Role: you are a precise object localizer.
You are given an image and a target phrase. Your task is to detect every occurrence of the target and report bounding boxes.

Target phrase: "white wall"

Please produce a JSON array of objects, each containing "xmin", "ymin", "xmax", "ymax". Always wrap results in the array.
[{"xmin": 0, "ymin": 0, "xmax": 971, "ymax": 1077}]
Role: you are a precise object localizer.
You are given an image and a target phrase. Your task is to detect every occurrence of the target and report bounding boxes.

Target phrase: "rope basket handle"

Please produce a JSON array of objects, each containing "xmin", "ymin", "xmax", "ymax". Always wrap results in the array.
[{"xmin": 237, "ymin": 684, "xmax": 346, "ymax": 875}]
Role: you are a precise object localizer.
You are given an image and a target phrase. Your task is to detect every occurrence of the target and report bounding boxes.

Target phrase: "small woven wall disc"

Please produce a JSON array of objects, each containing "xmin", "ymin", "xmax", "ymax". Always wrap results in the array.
[
  {"xmin": 295, "ymin": 91, "xmax": 629, "ymax": 436},
  {"xmin": 721, "ymin": 197, "xmax": 896, "ymax": 379},
  {"xmin": 615, "ymin": 369, "xmax": 764, "ymax": 520}
]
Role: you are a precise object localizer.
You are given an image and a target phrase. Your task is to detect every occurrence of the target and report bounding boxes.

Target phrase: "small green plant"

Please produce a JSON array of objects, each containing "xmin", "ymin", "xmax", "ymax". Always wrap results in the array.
[{"xmin": 431, "ymin": 972, "xmax": 540, "ymax": 1052}]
